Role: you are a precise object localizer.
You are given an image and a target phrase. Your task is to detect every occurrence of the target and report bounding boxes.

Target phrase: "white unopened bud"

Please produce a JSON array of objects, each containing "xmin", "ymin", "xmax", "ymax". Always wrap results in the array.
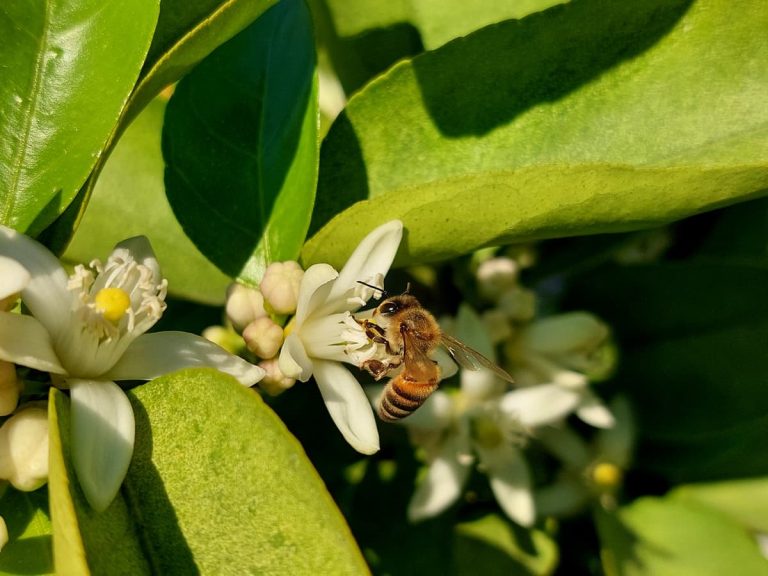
[
  {"xmin": 0, "ymin": 362, "xmax": 19, "ymax": 416},
  {"xmin": 498, "ymin": 286, "xmax": 537, "ymax": 322},
  {"xmin": 0, "ymin": 406, "xmax": 49, "ymax": 491},
  {"xmin": 225, "ymin": 283, "xmax": 267, "ymax": 333},
  {"xmin": 482, "ymin": 309, "xmax": 513, "ymax": 344},
  {"xmin": 476, "ymin": 257, "xmax": 519, "ymax": 302},
  {"xmin": 522, "ymin": 312, "xmax": 609, "ymax": 359},
  {"xmin": 243, "ymin": 317, "xmax": 284, "ymax": 359},
  {"xmin": 260, "ymin": 261, "xmax": 304, "ymax": 315},
  {"xmin": 258, "ymin": 358, "xmax": 296, "ymax": 396}
]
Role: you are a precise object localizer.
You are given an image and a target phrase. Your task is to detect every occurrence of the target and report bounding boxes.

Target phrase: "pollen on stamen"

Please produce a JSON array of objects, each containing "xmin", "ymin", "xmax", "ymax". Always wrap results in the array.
[{"xmin": 94, "ymin": 287, "xmax": 131, "ymax": 323}]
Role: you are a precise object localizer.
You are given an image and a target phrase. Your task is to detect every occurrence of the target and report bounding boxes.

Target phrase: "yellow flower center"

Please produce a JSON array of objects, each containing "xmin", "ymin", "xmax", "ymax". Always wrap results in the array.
[
  {"xmin": 591, "ymin": 462, "xmax": 623, "ymax": 488},
  {"xmin": 94, "ymin": 288, "xmax": 131, "ymax": 323}
]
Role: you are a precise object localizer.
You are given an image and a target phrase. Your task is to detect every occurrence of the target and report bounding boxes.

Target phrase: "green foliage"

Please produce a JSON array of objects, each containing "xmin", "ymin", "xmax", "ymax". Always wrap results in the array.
[
  {"xmin": 64, "ymin": 99, "xmax": 230, "ymax": 305},
  {"xmin": 304, "ymin": 0, "xmax": 768, "ymax": 269},
  {"xmin": 0, "ymin": 487, "xmax": 52, "ymax": 575},
  {"xmin": 0, "ymin": 0, "xmax": 159, "ymax": 234},
  {"xmin": 49, "ymin": 370, "xmax": 368, "ymax": 575},
  {"xmin": 163, "ymin": 0, "xmax": 318, "ymax": 283}
]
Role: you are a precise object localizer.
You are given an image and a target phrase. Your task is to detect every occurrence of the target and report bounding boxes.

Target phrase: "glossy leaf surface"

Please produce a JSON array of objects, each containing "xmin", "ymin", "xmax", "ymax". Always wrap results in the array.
[
  {"xmin": 163, "ymin": 0, "xmax": 318, "ymax": 283},
  {"xmin": 0, "ymin": 0, "xmax": 159, "ymax": 234},
  {"xmin": 305, "ymin": 0, "xmax": 768, "ymax": 269}
]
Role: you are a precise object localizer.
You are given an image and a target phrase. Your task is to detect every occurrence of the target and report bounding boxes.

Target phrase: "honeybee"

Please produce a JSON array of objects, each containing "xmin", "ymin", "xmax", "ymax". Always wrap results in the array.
[{"xmin": 358, "ymin": 288, "xmax": 514, "ymax": 422}]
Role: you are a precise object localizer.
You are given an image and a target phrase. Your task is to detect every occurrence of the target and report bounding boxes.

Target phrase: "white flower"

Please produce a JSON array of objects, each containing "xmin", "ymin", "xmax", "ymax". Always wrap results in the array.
[
  {"xmin": 396, "ymin": 305, "xmax": 537, "ymax": 526},
  {"xmin": 0, "ymin": 226, "xmax": 264, "ymax": 511},
  {"xmin": 279, "ymin": 220, "xmax": 403, "ymax": 454}
]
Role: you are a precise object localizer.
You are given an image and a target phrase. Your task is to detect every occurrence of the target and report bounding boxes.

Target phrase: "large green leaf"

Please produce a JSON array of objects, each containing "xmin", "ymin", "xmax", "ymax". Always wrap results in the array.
[
  {"xmin": 566, "ymin": 262, "xmax": 768, "ymax": 482},
  {"xmin": 163, "ymin": 0, "xmax": 318, "ymax": 283},
  {"xmin": 673, "ymin": 478, "xmax": 768, "ymax": 533},
  {"xmin": 49, "ymin": 370, "xmax": 368, "ymax": 574},
  {"xmin": 124, "ymin": 0, "xmax": 278, "ymax": 123},
  {"xmin": 63, "ymin": 98, "xmax": 230, "ymax": 305},
  {"xmin": 0, "ymin": 0, "xmax": 159, "ymax": 235},
  {"xmin": 0, "ymin": 486, "xmax": 53, "ymax": 575},
  {"xmin": 304, "ymin": 0, "xmax": 768, "ymax": 269},
  {"xmin": 596, "ymin": 497, "xmax": 768, "ymax": 576}
]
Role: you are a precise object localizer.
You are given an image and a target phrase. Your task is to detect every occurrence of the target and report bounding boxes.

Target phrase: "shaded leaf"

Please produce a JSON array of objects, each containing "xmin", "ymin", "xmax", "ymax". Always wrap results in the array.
[
  {"xmin": 163, "ymin": 0, "xmax": 318, "ymax": 283},
  {"xmin": 0, "ymin": 0, "xmax": 159, "ymax": 234},
  {"xmin": 63, "ymin": 98, "xmax": 230, "ymax": 305},
  {"xmin": 305, "ymin": 0, "xmax": 768, "ymax": 269},
  {"xmin": 50, "ymin": 370, "xmax": 368, "ymax": 574},
  {"xmin": 125, "ymin": 0, "xmax": 279, "ymax": 122}
]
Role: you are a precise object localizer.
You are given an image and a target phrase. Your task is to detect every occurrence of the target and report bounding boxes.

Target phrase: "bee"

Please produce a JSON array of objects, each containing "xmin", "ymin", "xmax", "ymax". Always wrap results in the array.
[{"xmin": 358, "ymin": 285, "xmax": 514, "ymax": 422}]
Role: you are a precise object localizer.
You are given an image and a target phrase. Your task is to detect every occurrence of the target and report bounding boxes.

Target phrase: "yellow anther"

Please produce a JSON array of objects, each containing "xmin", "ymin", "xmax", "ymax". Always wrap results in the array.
[
  {"xmin": 94, "ymin": 288, "xmax": 131, "ymax": 323},
  {"xmin": 592, "ymin": 462, "xmax": 623, "ymax": 488}
]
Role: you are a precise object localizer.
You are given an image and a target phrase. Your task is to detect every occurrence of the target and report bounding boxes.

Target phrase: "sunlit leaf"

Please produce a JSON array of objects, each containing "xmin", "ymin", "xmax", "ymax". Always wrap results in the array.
[
  {"xmin": 304, "ymin": 0, "xmax": 768, "ymax": 269},
  {"xmin": 0, "ymin": 486, "xmax": 53, "ymax": 575},
  {"xmin": 50, "ymin": 370, "xmax": 368, "ymax": 574},
  {"xmin": 673, "ymin": 478, "xmax": 768, "ymax": 533},
  {"xmin": 163, "ymin": 0, "xmax": 318, "ymax": 283},
  {"xmin": 0, "ymin": 0, "xmax": 159, "ymax": 234},
  {"xmin": 64, "ymin": 98, "xmax": 230, "ymax": 305}
]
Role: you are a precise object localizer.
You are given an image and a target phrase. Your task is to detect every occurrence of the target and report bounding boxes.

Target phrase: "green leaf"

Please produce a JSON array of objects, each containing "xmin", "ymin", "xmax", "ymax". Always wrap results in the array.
[
  {"xmin": 0, "ymin": 486, "xmax": 53, "ymax": 575},
  {"xmin": 163, "ymin": 0, "xmax": 318, "ymax": 283},
  {"xmin": 304, "ymin": 0, "xmax": 768, "ymax": 269},
  {"xmin": 453, "ymin": 513, "xmax": 558, "ymax": 576},
  {"xmin": 566, "ymin": 262, "xmax": 768, "ymax": 481},
  {"xmin": 0, "ymin": 0, "xmax": 159, "ymax": 234},
  {"xmin": 673, "ymin": 478, "xmax": 768, "ymax": 533},
  {"xmin": 50, "ymin": 370, "xmax": 368, "ymax": 574},
  {"xmin": 124, "ymin": 0, "xmax": 279, "ymax": 123},
  {"xmin": 63, "ymin": 98, "xmax": 230, "ymax": 305},
  {"xmin": 596, "ymin": 498, "xmax": 768, "ymax": 576}
]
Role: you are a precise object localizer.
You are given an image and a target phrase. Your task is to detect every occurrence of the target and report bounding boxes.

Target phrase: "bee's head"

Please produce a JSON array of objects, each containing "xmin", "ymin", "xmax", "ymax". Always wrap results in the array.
[{"xmin": 377, "ymin": 294, "xmax": 420, "ymax": 317}]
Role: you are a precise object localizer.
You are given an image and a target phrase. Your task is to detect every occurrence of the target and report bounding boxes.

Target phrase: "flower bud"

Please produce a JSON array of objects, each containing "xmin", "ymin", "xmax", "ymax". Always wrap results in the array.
[
  {"xmin": 0, "ymin": 406, "xmax": 49, "ymax": 491},
  {"xmin": 476, "ymin": 257, "xmax": 519, "ymax": 302},
  {"xmin": 260, "ymin": 261, "xmax": 304, "ymax": 315},
  {"xmin": 225, "ymin": 283, "xmax": 266, "ymax": 333},
  {"xmin": 482, "ymin": 309, "xmax": 513, "ymax": 344},
  {"xmin": 202, "ymin": 325, "xmax": 243, "ymax": 355},
  {"xmin": 243, "ymin": 317, "xmax": 284, "ymax": 359},
  {"xmin": 257, "ymin": 358, "xmax": 296, "ymax": 396},
  {"xmin": 0, "ymin": 362, "xmax": 19, "ymax": 416}
]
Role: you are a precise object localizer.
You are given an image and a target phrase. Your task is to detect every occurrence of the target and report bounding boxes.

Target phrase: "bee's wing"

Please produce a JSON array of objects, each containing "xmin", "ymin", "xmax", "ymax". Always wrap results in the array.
[
  {"xmin": 440, "ymin": 334, "xmax": 515, "ymax": 383},
  {"xmin": 400, "ymin": 327, "xmax": 440, "ymax": 382}
]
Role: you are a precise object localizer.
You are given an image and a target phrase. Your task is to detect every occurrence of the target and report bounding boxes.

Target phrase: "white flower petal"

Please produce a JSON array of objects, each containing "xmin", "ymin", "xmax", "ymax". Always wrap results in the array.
[
  {"xmin": 294, "ymin": 264, "xmax": 338, "ymax": 326},
  {"xmin": 0, "ymin": 225, "xmax": 71, "ymax": 337},
  {"xmin": 577, "ymin": 394, "xmax": 615, "ymax": 429},
  {"xmin": 278, "ymin": 333, "xmax": 314, "ymax": 381},
  {"xmin": 114, "ymin": 236, "xmax": 161, "ymax": 279},
  {"xmin": 477, "ymin": 444, "xmax": 535, "ymax": 526},
  {"xmin": 70, "ymin": 379, "xmax": 135, "ymax": 512},
  {"xmin": 432, "ymin": 347, "xmax": 458, "ymax": 380},
  {"xmin": 0, "ymin": 311, "xmax": 65, "ymax": 374},
  {"xmin": 0, "ymin": 256, "xmax": 30, "ymax": 300},
  {"xmin": 313, "ymin": 359, "xmax": 379, "ymax": 454},
  {"xmin": 501, "ymin": 384, "xmax": 581, "ymax": 428},
  {"xmin": 522, "ymin": 312, "xmax": 608, "ymax": 355},
  {"xmin": 408, "ymin": 432, "xmax": 472, "ymax": 522},
  {"xmin": 103, "ymin": 332, "xmax": 265, "ymax": 386},
  {"xmin": 328, "ymin": 220, "xmax": 403, "ymax": 309}
]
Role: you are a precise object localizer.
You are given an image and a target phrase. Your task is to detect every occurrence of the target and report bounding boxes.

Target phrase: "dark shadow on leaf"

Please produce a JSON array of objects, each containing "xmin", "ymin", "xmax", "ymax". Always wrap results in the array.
[
  {"xmin": 411, "ymin": 0, "xmax": 694, "ymax": 137},
  {"xmin": 124, "ymin": 394, "xmax": 199, "ymax": 575},
  {"xmin": 0, "ymin": 487, "xmax": 52, "ymax": 574}
]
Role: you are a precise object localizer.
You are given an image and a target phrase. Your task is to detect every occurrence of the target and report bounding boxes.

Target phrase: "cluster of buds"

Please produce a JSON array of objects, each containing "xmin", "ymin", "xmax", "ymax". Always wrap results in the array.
[{"xmin": 212, "ymin": 261, "xmax": 306, "ymax": 395}]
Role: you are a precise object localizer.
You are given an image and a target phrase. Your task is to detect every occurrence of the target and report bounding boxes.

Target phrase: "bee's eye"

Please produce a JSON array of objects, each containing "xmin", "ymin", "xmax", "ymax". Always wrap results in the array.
[{"xmin": 380, "ymin": 302, "xmax": 399, "ymax": 316}]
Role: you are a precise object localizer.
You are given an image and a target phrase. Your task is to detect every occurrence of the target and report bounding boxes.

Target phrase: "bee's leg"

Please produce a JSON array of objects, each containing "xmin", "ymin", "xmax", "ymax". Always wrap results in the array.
[
  {"xmin": 361, "ymin": 359, "xmax": 389, "ymax": 380},
  {"xmin": 361, "ymin": 319, "xmax": 389, "ymax": 346}
]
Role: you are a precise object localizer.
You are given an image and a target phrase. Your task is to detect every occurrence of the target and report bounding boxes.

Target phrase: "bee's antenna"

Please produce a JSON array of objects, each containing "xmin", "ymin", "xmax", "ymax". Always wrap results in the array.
[
  {"xmin": 357, "ymin": 280, "xmax": 388, "ymax": 298},
  {"xmin": 403, "ymin": 282, "xmax": 411, "ymax": 295}
]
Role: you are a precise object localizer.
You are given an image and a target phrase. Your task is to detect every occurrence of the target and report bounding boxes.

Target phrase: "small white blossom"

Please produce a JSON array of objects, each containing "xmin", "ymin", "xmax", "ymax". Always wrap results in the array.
[
  {"xmin": 476, "ymin": 257, "xmax": 519, "ymax": 302},
  {"xmin": 279, "ymin": 220, "xmax": 403, "ymax": 454},
  {"xmin": 0, "ymin": 226, "xmax": 264, "ymax": 511}
]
